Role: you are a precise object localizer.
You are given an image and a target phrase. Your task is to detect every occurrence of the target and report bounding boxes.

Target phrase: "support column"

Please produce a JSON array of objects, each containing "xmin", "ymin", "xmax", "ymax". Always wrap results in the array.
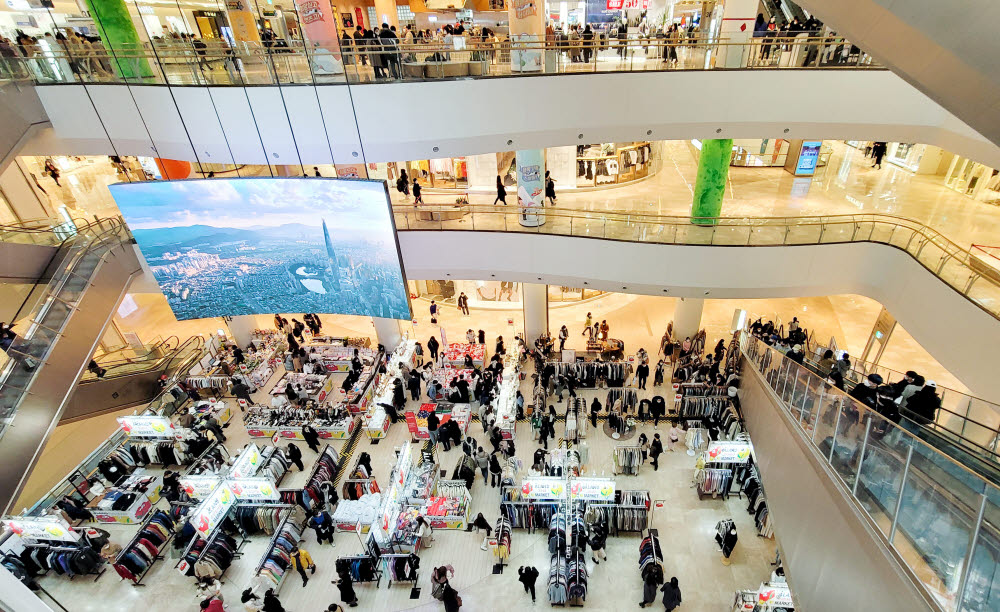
[
  {"xmin": 374, "ymin": 0, "xmax": 399, "ymax": 29},
  {"xmin": 717, "ymin": 0, "xmax": 757, "ymax": 68},
  {"xmin": 292, "ymin": 0, "xmax": 344, "ymax": 75},
  {"xmin": 516, "ymin": 149, "xmax": 546, "ymax": 227},
  {"xmin": 0, "ymin": 161, "xmax": 55, "ymax": 222},
  {"xmin": 508, "ymin": 0, "xmax": 544, "ymax": 72},
  {"xmin": 225, "ymin": 315, "xmax": 257, "ymax": 348},
  {"xmin": 373, "ymin": 317, "xmax": 403, "ymax": 352},
  {"xmin": 673, "ymin": 297, "xmax": 704, "ymax": 343},
  {"xmin": 82, "ymin": 0, "xmax": 154, "ymax": 79},
  {"xmin": 522, "ymin": 283, "xmax": 548, "ymax": 344},
  {"xmin": 224, "ymin": 0, "xmax": 261, "ymax": 52},
  {"xmin": 691, "ymin": 138, "xmax": 732, "ymax": 225}
]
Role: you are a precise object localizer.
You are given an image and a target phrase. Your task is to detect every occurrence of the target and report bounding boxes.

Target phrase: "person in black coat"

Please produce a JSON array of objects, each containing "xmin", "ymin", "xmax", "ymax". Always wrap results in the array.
[
  {"xmin": 427, "ymin": 336, "xmax": 439, "ymax": 361},
  {"xmin": 286, "ymin": 443, "xmax": 305, "ymax": 471},
  {"xmin": 310, "ymin": 509, "xmax": 335, "ymax": 545},
  {"xmin": 301, "ymin": 424, "xmax": 321, "ymax": 453},
  {"xmin": 660, "ymin": 577, "xmax": 682, "ymax": 611},
  {"xmin": 518, "ymin": 565, "xmax": 539, "ymax": 602},
  {"xmin": 494, "ymin": 175, "xmax": 507, "ymax": 205},
  {"xmin": 407, "ymin": 373, "xmax": 421, "ymax": 400},
  {"xmin": 636, "ymin": 362, "xmax": 649, "ymax": 389}
]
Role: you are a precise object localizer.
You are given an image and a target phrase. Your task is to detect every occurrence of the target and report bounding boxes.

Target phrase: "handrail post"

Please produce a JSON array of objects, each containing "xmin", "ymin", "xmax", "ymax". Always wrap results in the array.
[
  {"xmin": 852, "ymin": 419, "xmax": 872, "ymax": 496},
  {"xmin": 888, "ymin": 444, "xmax": 913, "ymax": 543},
  {"xmin": 955, "ymin": 490, "xmax": 989, "ymax": 612}
]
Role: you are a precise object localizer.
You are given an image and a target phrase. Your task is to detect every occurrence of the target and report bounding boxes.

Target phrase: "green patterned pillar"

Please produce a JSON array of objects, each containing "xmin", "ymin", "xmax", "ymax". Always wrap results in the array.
[
  {"xmin": 691, "ymin": 139, "xmax": 733, "ymax": 225},
  {"xmin": 83, "ymin": 0, "xmax": 153, "ymax": 79}
]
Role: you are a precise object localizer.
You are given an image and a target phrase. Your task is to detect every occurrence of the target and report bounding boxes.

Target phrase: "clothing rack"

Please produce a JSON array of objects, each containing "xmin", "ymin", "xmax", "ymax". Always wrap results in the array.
[
  {"xmin": 715, "ymin": 519, "xmax": 737, "ymax": 559},
  {"xmin": 613, "ymin": 445, "xmax": 643, "ymax": 476},
  {"xmin": 499, "ymin": 501, "xmax": 561, "ymax": 532},
  {"xmin": 697, "ymin": 468, "xmax": 734, "ymax": 499},
  {"xmin": 679, "ymin": 395, "xmax": 729, "ymax": 419},
  {"xmin": 253, "ymin": 508, "xmax": 305, "ymax": 595},
  {"xmin": 639, "ymin": 531, "xmax": 663, "ymax": 585},
  {"xmin": 334, "ymin": 554, "xmax": 383, "ymax": 586},
  {"xmin": 584, "ymin": 490, "xmax": 650, "ymax": 535},
  {"xmin": 606, "ymin": 388, "xmax": 638, "ymax": 411},
  {"xmin": 113, "ymin": 509, "xmax": 175, "ymax": 586},
  {"xmin": 493, "ymin": 516, "xmax": 512, "ymax": 564},
  {"xmin": 381, "ymin": 552, "xmax": 419, "ymax": 587},
  {"xmin": 17, "ymin": 542, "xmax": 106, "ymax": 582}
]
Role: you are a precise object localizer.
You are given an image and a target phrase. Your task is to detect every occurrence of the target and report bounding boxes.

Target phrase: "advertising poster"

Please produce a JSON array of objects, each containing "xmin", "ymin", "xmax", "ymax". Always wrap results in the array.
[
  {"xmin": 569, "ymin": 478, "xmax": 616, "ymax": 501},
  {"xmin": 180, "ymin": 475, "xmax": 222, "ymax": 498},
  {"xmin": 758, "ymin": 583, "xmax": 794, "ymax": 607},
  {"xmin": 192, "ymin": 485, "xmax": 237, "ymax": 536},
  {"xmin": 521, "ymin": 477, "xmax": 567, "ymax": 499},
  {"xmin": 516, "ymin": 149, "xmax": 546, "ymax": 227},
  {"xmin": 706, "ymin": 441, "xmax": 753, "ymax": 463},
  {"xmin": 228, "ymin": 477, "xmax": 279, "ymax": 501},
  {"xmin": 796, "ymin": 141, "xmax": 822, "ymax": 176},
  {"xmin": 225, "ymin": 0, "xmax": 261, "ymax": 43},
  {"xmin": 229, "ymin": 443, "xmax": 262, "ymax": 478},
  {"xmin": 5, "ymin": 516, "xmax": 79, "ymax": 542},
  {"xmin": 508, "ymin": 0, "xmax": 542, "ymax": 72},
  {"xmin": 294, "ymin": 0, "xmax": 344, "ymax": 74},
  {"xmin": 117, "ymin": 415, "xmax": 175, "ymax": 438}
]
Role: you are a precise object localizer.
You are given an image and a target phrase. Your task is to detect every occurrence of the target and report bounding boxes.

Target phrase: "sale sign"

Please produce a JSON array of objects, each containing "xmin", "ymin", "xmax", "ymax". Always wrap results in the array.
[
  {"xmin": 706, "ymin": 441, "xmax": 753, "ymax": 464},
  {"xmin": 757, "ymin": 583, "xmax": 793, "ymax": 607},
  {"xmin": 5, "ymin": 516, "xmax": 79, "ymax": 542},
  {"xmin": 228, "ymin": 477, "xmax": 278, "ymax": 501},
  {"xmin": 521, "ymin": 477, "xmax": 567, "ymax": 500},
  {"xmin": 117, "ymin": 415, "xmax": 175, "ymax": 438},
  {"xmin": 229, "ymin": 443, "xmax": 262, "ymax": 478},
  {"xmin": 192, "ymin": 485, "xmax": 237, "ymax": 536},
  {"xmin": 569, "ymin": 478, "xmax": 616, "ymax": 501},
  {"xmin": 180, "ymin": 475, "xmax": 221, "ymax": 499}
]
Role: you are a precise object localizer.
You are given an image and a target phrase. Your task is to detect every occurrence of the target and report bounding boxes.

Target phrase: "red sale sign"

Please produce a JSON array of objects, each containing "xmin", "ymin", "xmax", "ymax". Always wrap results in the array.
[{"xmin": 606, "ymin": 0, "xmax": 623, "ymax": 8}]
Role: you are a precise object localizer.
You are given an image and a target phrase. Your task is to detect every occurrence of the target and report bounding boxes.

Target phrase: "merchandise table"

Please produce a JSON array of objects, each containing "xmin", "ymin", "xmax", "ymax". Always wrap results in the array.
[
  {"xmin": 328, "ymin": 365, "xmax": 380, "ymax": 414},
  {"xmin": 494, "ymin": 355, "xmax": 521, "ymax": 440},
  {"xmin": 409, "ymin": 481, "xmax": 472, "ymax": 530},
  {"xmin": 244, "ymin": 406, "xmax": 357, "ymax": 440},
  {"xmin": 404, "ymin": 402, "xmax": 471, "ymax": 441},
  {"xmin": 191, "ymin": 400, "xmax": 233, "ymax": 426},
  {"xmin": 87, "ymin": 470, "xmax": 161, "ymax": 524},
  {"xmin": 442, "ymin": 343, "xmax": 485, "ymax": 367},
  {"xmin": 429, "ymin": 367, "xmax": 476, "ymax": 393},
  {"xmin": 301, "ymin": 344, "xmax": 379, "ymax": 373},
  {"xmin": 269, "ymin": 373, "xmax": 332, "ymax": 403},
  {"xmin": 331, "ymin": 493, "xmax": 381, "ymax": 532}
]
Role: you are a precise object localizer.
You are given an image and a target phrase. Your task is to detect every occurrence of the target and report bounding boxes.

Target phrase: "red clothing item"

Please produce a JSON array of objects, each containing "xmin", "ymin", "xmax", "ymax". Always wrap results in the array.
[{"xmin": 203, "ymin": 599, "xmax": 224, "ymax": 612}]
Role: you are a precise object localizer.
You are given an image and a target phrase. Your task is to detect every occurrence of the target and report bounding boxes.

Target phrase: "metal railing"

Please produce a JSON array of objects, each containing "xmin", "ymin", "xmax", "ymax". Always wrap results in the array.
[
  {"xmin": 0, "ymin": 217, "xmax": 131, "ymax": 437},
  {"xmin": 80, "ymin": 334, "xmax": 181, "ymax": 381},
  {"xmin": 4, "ymin": 36, "xmax": 881, "ymax": 88},
  {"xmin": 0, "ymin": 216, "xmax": 82, "ymax": 247},
  {"xmin": 739, "ymin": 332, "xmax": 999, "ymax": 612},
  {"xmin": 393, "ymin": 206, "xmax": 1000, "ymax": 321}
]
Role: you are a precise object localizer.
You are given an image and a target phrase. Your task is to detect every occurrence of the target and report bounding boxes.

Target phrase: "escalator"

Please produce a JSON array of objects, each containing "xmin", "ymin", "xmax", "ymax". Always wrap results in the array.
[
  {"xmin": 0, "ymin": 217, "xmax": 140, "ymax": 515},
  {"xmin": 61, "ymin": 334, "xmax": 206, "ymax": 422},
  {"xmin": 738, "ymin": 333, "xmax": 1000, "ymax": 611}
]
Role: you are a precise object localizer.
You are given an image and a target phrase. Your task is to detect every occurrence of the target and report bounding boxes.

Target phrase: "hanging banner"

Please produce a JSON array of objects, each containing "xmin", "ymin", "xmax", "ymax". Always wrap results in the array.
[
  {"xmin": 229, "ymin": 443, "xmax": 263, "ymax": 478},
  {"xmin": 4, "ymin": 516, "xmax": 79, "ymax": 542},
  {"xmin": 293, "ymin": 0, "xmax": 345, "ymax": 74},
  {"xmin": 516, "ymin": 149, "xmax": 546, "ymax": 227},
  {"xmin": 117, "ymin": 416, "xmax": 175, "ymax": 438},
  {"xmin": 757, "ymin": 583, "xmax": 794, "ymax": 607},
  {"xmin": 569, "ymin": 478, "xmax": 616, "ymax": 501},
  {"xmin": 180, "ymin": 475, "xmax": 222, "ymax": 499},
  {"xmin": 521, "ymin": 477, "xmax": 567, "ymax": 499},
  {"xmin": 192, "ymin": 485, "xmax": 237, "ymax": 536},
  {"xmin": 225, "ymin": 0, "xmax": 262, "ymax": 43},
  {"xmin": 228, "ymin": 477, "xmax": 279, "ymax": 501},
  {"xmin": 706, "ymin": 441, "xmax": 753, "ymax": 463}
]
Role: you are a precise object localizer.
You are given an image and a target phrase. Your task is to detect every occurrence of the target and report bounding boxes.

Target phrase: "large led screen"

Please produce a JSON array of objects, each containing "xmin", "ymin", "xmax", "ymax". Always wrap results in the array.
[{"xmin": 110, "ymin": 178, "xmax": 410, "ymax": 321}]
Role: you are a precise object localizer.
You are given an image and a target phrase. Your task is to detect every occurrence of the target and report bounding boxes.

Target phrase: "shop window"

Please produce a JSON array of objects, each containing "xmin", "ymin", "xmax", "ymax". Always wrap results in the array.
[{"xmin": 575, "ymin": 142, "xmax": 654, "ymax": 188}]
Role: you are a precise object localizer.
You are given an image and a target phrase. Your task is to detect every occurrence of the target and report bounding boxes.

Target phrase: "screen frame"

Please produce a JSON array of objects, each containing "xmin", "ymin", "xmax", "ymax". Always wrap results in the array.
[{"xmin": 110, "ymin": 175, "xmax": 413, "ymax": 322}]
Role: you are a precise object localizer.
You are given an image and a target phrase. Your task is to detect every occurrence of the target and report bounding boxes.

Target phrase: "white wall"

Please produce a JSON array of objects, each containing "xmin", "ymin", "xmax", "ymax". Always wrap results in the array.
[
  {"xmin": 28, "ymin": 70, "xmax": 1000, "ymax": 168},
  {"xmin": 396, "ymin": 231, "xmax": 1000, "ymax": 402}
]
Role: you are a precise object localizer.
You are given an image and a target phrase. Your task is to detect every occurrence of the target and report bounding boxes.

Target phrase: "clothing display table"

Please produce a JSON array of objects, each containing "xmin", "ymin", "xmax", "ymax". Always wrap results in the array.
[
  {"xmin": 244, "ymin": 406, "xmax": 356, "ymax": 440},
  {"xmin": 442, "ymin": 343, "xmax": 485, "ymax": 367},
  {"xmin": 88, "ymin": 470, "xmax": 161, "ymax": 524},
  {"xmin": 191, "ymin": 400, "xmax": 233, "ymax": 426},
  {"xmin": 404, "ymin": 402, "xmax": 471, "ymax": 440},
  {"xmin": 302, "ymin": 344, "xmax": 378, "ymax": 373},
  {"xmin": 269, "ymin": 373, "xmax": 332, "ymax": 403}
]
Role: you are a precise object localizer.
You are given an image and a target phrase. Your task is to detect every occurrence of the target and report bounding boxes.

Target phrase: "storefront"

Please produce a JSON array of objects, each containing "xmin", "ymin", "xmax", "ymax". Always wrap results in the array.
[
  {"xmin": 886, "ymin": 142, "xmax": 923, "ymax": 172},
  {"xmin": 944, "ymin": 156, "xmax": 1000, "ymax": 203},
  {"xmin": 408, "ymin": 279, "xmax": 605, "ymax": 308}
]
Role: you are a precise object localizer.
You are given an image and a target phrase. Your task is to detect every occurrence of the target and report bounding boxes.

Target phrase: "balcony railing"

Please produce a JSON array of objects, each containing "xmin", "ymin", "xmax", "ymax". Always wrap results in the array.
[
  {"xmin": 738, "ymin": 332, "xmax": 1000, "ymax": 612},
  {"xmin": 4, "ymin": 36, "xmax": 881, "ymax": 88}
]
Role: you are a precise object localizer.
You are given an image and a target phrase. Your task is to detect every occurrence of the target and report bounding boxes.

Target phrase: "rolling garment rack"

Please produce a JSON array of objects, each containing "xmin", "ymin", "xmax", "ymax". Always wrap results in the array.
[
  {"xmin": 492, "ymin": 516, "xmax": 512, "ymax": 574},
  {"xmin": 565, "ymin": 510, "xmax": 588, "ymax": 607},
  {"xmin": 638, "ymin": 529, "xmax": 664, "ymax": 587},
  {"xmin": 114, "ymin": 509, "xmax": 176, "ymax": 586},
  {"xmin": 715, "ymin": 519, "xmax": 738, "ymax": 563},
  {"xmin": 382, "ymin": 552, "xmax": 420, "ymax": 588},
  {"xmin": 9, "ymin": 540, "xmax": 106, "ymax": 582},
  {"xmin": 253, "ymin": 508, "xmax": 305, "ymax": 595},
  {"xmin": 584, "ymin": 490, "xmax": 650, "ymax": 535},
  {"xmin": 613, "ymin": 445, "xmax": 643, "ymax": 475}
]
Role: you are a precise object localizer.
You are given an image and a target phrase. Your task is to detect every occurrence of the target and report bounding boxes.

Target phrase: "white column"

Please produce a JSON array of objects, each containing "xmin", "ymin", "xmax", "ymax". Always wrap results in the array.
[
  {"xmin": 718, "ymin": 0, "xmax": 757, "ymax": 68},
  {"xmin": 673, "ymin": 297, "xmax": 705, "ymax": 342},
  {"xmin": 373, "ymin": 317, "xmax": 403, "ymax": 352},
  {"xmin": 546, "ymin": 146, "xmax": 577, "ymax": 189},
  {"xmin": 225, "ymin": 315, "xmax": 257, "ymax": 348},
  {"xmin": 466, "ymin": 154, "xmax": 499, "ymax": 190},
  {"xmin": 0, "ymin": 566, "xmax": 54, "ymax": 611},
  {"xmin": 522, "ymin": 283, "xmax": 548, "ymax": 344},
  {"xmin": 0, "ymin": 160, "xmax": 55, "ymax": 222}
]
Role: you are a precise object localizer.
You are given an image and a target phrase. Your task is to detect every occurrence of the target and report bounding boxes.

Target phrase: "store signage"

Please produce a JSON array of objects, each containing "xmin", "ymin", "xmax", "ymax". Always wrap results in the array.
[
  {"xmin": 229, "ymin": 443, "xmax": 262, "ymax": 478},
  {"xmin": 706, "ymin": 441, "xmax": 753, "ymax": 463},
  {"xmin": 228, "ymin": 477, "xmax": 278, "ymax": 501},
  {"xmin": 395, "ymin": 441, "xmax": 412, "ymax": 491},
  {"xmin": 4, "ymin": 516, "xmax": 79, "ymax": 542},
  {"xmin": 795, "ymin": 141, "xmax": 822, "ymax": 176},
  {"xmin": 117, "ymin": 415, "xmax": 175, "ymax": 438},
  {"xmin": 569, "ymin": 478, "xmax": 616, "ymax": 501},
  {"xmin": 621, "ymin": 0, "xmax": 648, "ymax": 8},
  {"xmin": 180, "ymin": 475, "xmax": 221, "ymax": 498},
  {"xmin": 757, "ymin": 583, "xmax": 793, "ymax": 607},
  {"xmin": 606, "ymin": 0, "xmax": 623, "ymax": 8},
  {"xmin": 192, "ymin": 485, "xmax": 236, "ymax": 535},
  {"xmin": 521, "ymin": 477, "xmax": 567, "ymax": 500}
]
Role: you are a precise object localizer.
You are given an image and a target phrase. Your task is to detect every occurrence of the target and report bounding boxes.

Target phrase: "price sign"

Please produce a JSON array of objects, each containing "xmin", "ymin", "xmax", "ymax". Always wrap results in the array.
[
  {"xmin": 191, "ymin": 485, "xmax": 236, "ymax": 536},
  {"xmin": 569, "ymin": 478, "xmax": 616, "ymax": 501},
  {"xmin": 706, "ymin": 441, "xmax": 753, "ymax": 463},
  {"xmin": 229, "ymin": 443, "xmax": 262, "ymax": 478},
  {"xmin": 117, "ymin": 415, "xmax": 175, "ymax": 438},
  {"xmin": 4, "ymin": 516, "xmax": 78, "ymax": 542},
  {"xmin": 180, "ymin": 475, "xmax": 221, "ymax": 499},
  {"xmin": 520, "ymin": 477, "xmax": 567, "ymax": 500},
  {"xmin": 228, "ymin": 477, "xmax": 278, "ymax": 501}
]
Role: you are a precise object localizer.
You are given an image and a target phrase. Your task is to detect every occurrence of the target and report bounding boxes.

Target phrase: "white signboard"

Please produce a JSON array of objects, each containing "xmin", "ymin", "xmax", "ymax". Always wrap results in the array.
[
  {"xmin": 757, "ymin": 583, "xmax": 793, "ymax": 608},
  {"xmin": 569, "ymin": 478, "xmax": 616, "ymax": 501},
  {"xmin": 706, "ymin": 441, "xmax": 753, "ymax": 464},
  {"xmin": 229, "ymin": 443, "xmax": 263, "ymax": 478},
  {"xmin": 228, "ymin": 477, "xmax": 279, "ymax": 501},
  {"xmin": 520, "ymin": 477, "xmax": 567, "ymax": 500},
  {"xmin": 117, "ymin": 415, "xmax": 175, "ymax": 438},
  {"xmin": 4, "ymin": 516, "xmax": 79, "ymax": 542},
  {"xmin": 191, "ymin": 485, "xmax": 236, "ymax": 537},
  {"xmin": 180, "ymin": 475, "xmax": 221, "ymax": 499}
]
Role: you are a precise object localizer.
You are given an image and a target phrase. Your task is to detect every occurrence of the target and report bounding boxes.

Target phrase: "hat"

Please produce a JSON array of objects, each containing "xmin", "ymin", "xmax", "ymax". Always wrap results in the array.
[
  {"xmin": 792, "ymin": 344, "xmax": 801, "ymax": 351},
  {"xmin": 867, "ymin": 373, "xmax": 883, "ymax": 385},
  {"xmin": 926, "ymin": 380, "xmax": 936, "ymax": 388}
]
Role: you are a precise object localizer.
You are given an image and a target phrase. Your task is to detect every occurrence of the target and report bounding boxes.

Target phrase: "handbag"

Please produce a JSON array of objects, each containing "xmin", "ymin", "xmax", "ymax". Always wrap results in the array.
[
  {"xmin": 431, "ymin": 582, "xmax": 446, "ymax": 600},
  {"xmin": 455, "ymin": 594, "xmax": 463, "ymax": 607}
]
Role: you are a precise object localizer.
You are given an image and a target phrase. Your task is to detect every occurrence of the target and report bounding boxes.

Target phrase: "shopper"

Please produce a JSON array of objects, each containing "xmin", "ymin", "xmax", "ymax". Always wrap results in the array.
[
  {"xmin": 474, "ymin": 446, "xmax": 489, "ymax": 481},
  {"xmin": 426, "ymin": 408, "xmax": 441, "ymax": 447},
  {"xmin": 714, "ymin": 338, "xmax": 726, "ymax": 363},
  {"xmin": 44, "ymin": 158, "xmax": 61, "ymax": 186},
  {"xmin": 590, "ymin": 397, "xmax": 601, "ymax": 427},
  {"xmin": 203, "ymin": 414, "xmax": 227, "ymax": 442},
  {"xmin": 412, "ymin": 178, "xmax": 424, "ymax": 204},
  {"xmin": 494, "ymin": 175, "xmax": 507, "ymax": 205},
  {"xmin": 661, "ymin": 577, "xmax": 682, "ymax": 611},
  {"xmin": 589, "ymin": 521, "xmax": 607, "ymax": 564},
  {"xmin": 261, "ymin": 589, "xmax": 285, "ymax": 612},
  {"xmin": 290, "ymin": 546, "xmax": 315, "ymax": 586},
  {"xmin": 653, "ymin": 360, "xmax": 665, "ymax": 386},
  {"xmin": 583, "ymin": 312, "xmax": 593, "ymax": 336},
  {"xmin": 231, "ymin": 378, "xmax": 254, "ymax": 408},
  {"xmin": 871, "ymin": 141, "xmax": 887, "ymax": 169},
  {"xmin": 442, "ymin": 585, "xmax": 463, "ymax": 612},
  {"xmin": 87, "ymin": 359, "xmax": 107, "ymax": 378},
  {"xmin": 518, "ymin": 565, "xmax": 540, "ymax": 602},
  {"xmin": 301, "ymin": 424, "xmax": 321, "ymax": 454},
  {"xmin": 538, "ymin": 413, "xmax": 551, "ymax": 449},
  {"xmin": 335, "ymin": 567, "xmax": 359, "ymax": 607},
  {"xmin": 488, "ymin": 451, "xmax": 503, "ymax": 487},
  {"xmin": 636, "ymin": 360, "xmax": 649, "ymax": 389},
  {"xmin": 432, "ymin": 565, "xmax": 455, "ymax": 599},
  {"xmin": 429, "ymin": 302, "xmax": 438, "ymax": 325},
  {"xmin": 649, "ymin": 433, "xmax": 663, "ymax": 470},
  {"xmin": 458, "ymin": 292, "xmax": 470, "ymax": 315},
  {"xmin": 638, "ymin": 432, "xmax": 649, "ymax": 464},
  {"xmin": 287, "ymin": 443, "xmax": 305, "ymax": 471},
  {"xmin": 667, "ymin": 422, "xmax": 681, "ymax": 451},
  {"xmin": 545, "ymin": 171, "xmax": 557, "ymax": 205},
  {"xmin": 310, "ymin": 509, "xmax": 335, "ymax": 545}
]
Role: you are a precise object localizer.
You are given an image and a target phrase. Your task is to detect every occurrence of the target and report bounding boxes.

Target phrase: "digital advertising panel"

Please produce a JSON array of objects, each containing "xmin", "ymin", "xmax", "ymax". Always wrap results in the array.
[{"xmin": 109, "ymin": 178, "xmax": 410, "ymax": 321}]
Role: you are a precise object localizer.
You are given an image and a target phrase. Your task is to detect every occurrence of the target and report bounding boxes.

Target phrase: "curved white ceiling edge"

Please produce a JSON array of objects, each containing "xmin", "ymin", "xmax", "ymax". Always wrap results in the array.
[
  {"xmin": 28, "ymin": 70, "xmax": 1000, "ymax": 169},
  {"xmin": 397, "ymin": 230, "xmax": 1000, "ymax": 403}
]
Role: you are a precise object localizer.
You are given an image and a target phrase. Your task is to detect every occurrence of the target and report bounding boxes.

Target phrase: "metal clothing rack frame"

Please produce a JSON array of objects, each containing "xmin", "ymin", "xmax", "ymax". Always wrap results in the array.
[
  {"xmin": 253, "ymin": 507, "xmax": 301, "ymax": 596},
  {"xmin": 181, "ymin": 441, "xmax": 226, "ymax": 477},
  {"xmin": 115, "ymin": 510, "xmax": 175, "ymax": 587},
  {"xmin": 381, "ymin": 552, "xmax": 420, "ymax": 587},
  {"xmin": 13, "ymin": 541, "xmax": 107, "ymax": 582},
  {"xmin": 612, "ymin": 444, "xmax": 644, "ymax": 476},
  {"xmin": 336, "ymin": 553, "xmax": 383, "ymax": 587}
]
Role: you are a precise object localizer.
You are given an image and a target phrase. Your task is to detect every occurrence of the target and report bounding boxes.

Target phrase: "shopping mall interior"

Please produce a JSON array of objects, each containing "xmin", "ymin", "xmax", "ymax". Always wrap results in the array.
[{"xmin": 1, "ymin": 0, "xmax": 1000, "ymax": 611}]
